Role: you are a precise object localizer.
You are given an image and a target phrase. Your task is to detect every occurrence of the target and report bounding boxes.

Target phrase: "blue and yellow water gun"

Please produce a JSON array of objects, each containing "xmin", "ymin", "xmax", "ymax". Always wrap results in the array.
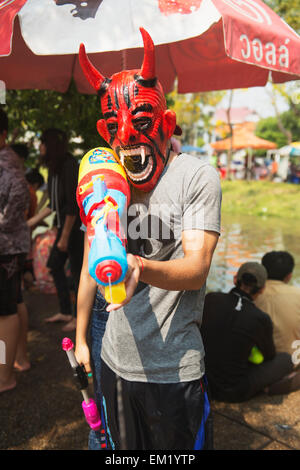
[{"xmin": 76, "ymin": 147, "xmax": 131, "ymax": 304}]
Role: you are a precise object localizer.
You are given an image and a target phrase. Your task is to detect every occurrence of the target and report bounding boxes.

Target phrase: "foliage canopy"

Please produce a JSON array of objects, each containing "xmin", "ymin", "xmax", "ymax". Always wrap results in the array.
[
  {"xmin": 264, "ymin": 0, "xmax": 300, "ymax": 34},
  {"xmin": 4, "ymin": 80, "xmax": 106, "ymax": 166}
]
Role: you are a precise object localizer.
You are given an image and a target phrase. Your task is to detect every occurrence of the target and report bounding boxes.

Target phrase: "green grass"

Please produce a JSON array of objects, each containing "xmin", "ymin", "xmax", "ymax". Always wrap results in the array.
[{"xmin": 221, "ymin": 180, "xmax": 300, "ymax": 219}]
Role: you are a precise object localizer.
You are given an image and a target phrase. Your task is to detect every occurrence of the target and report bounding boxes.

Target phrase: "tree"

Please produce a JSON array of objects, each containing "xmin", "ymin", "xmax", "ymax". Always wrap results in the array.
[
  {"xmin": 167, "ymin": 87, "xmax": 225, "ymax": 146},
  {"xmin": 265, "ymin": 84, "xmax": 292, "ymax": 144},
  {"xmin": 4, "ymin": 83, "xmax": 225, "ymax": 167},
  {"xmin": 258, "ymin": 0, "xmax": 300, "ymax": 145},
  {"xmin": 4, "ymin": 81, "xmax": 106, "ymax": 165},
  {"xmin": 225, "ymin": 90, "xmax": 234, "ymax": 180},
  {"xmin": 255, "ymin": 105, "xmax": 300, "ymax": 148},
  {"xmin": 280, "ymin": 108, "xmax": 300, "ymax": 140},
  {"xmin": 255, "ymin": 116, "xmax": 288, "ymax": 148},
  {"xmin": 264, "ymin": 0, "xmax": 300, "ymax": 34},
  {"xmin": 271, "ymin": 83, "xmax": 300, "ymax": 121}
]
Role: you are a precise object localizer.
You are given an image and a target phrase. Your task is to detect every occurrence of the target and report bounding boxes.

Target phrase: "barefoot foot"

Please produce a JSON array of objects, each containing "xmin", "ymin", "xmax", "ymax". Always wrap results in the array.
[
  {"xmin": 45, "ymin": 313, "xmax": 72, "ymax": 323},
  {"xmin": 61, "ymin": 318, "xmax": 76, "ymax": 332},
  {"xmin": 0, "ymin": 378, "xmax": 17, "ymax": 394},
  {"xmin": 14, "ymin": 360, "xmax": 31, "ymax": 372}
]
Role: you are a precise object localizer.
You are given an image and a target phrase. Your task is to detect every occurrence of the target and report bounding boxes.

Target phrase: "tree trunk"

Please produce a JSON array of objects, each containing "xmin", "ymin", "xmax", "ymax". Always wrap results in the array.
[
  {"xmin": 268, "ymin": 85, "xmax": 292, "ymax": 144},
  {"xmin": 226, "ymin": 90, "xmax": 234, "ymax": 180}
]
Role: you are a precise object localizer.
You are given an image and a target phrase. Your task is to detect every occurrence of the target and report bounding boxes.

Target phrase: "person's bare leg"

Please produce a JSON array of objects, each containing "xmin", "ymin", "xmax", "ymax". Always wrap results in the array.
[
  {"xmin": 0, "ymin": 314, "xmax": 19, "ymax": 393},
  {"xmin": 14, "ymin": 302, "xmax": 31, "ymax": 372}
]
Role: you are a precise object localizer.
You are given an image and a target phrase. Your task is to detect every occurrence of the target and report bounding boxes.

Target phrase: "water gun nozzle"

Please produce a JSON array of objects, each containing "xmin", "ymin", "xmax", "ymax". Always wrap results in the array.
[{"xmin": 95, "ymin": 259, "xmax": 123, "ymax": 284}]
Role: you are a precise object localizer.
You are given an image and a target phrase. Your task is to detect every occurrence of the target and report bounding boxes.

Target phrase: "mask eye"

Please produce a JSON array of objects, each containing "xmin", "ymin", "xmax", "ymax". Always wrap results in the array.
[
  {"xmin": 107, "ymin": 122, "xmax": 118, "ymax": 136},
  {"xmin": 133, "ymin": 117, "xmax": 152, "ymax": 132}
]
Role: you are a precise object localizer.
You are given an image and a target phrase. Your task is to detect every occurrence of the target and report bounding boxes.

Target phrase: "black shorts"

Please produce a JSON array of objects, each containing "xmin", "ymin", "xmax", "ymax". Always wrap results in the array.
[
  {"xmin": 100, "ymin": 359, "xmax": 214, "ymax": 451},
  {"xmin": 0, "ymin": 254, "xmax": 25, "ymax": 317}
]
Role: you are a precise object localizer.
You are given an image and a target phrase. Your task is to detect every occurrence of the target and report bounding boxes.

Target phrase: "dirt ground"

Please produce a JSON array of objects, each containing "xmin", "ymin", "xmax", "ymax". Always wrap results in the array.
[{"xmin": 1, "ymin": 290, "xmax": 299, "ymax": 451}]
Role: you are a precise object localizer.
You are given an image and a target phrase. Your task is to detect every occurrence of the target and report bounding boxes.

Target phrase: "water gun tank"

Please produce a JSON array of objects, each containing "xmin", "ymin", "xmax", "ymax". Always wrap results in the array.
[{"xmin": 76, "ymin": 147, "xmax": 131, "ymax": 304}]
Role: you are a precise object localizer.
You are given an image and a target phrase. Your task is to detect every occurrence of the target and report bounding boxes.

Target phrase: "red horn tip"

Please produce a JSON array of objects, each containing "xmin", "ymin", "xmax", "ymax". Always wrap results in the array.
[
  {"xmin": 139, "ymin": 27, "xmax": 155, "ymax": 80},
  {"xmin": 79, "ymin": 43, "xmax": 105, "ymax": 91}
]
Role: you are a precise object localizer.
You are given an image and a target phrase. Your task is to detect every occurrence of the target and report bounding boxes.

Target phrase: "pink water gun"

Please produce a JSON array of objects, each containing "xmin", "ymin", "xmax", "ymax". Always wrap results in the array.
[{"xmin": 62, "ymin": 337, "xmax": 101, "ymax": 432}]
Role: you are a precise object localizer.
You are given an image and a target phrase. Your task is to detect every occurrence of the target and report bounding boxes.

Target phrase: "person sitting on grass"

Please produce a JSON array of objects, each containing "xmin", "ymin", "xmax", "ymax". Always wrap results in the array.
[
  {"xmin": 201, "ymin": 262, "xmax": 295, "ymax": 402},
  {"xmin": 255, "ymin": 251, "xmax": 300, "ymax": 394},
  {"xmin": 256, "ymin": 251, "xmax": 300, "ymax": 358}
]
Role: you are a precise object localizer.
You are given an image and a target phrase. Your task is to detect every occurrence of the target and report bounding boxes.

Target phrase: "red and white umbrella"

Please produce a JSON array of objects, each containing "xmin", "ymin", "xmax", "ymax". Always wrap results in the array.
[{"xmin": 1, "ymin": 0, "xmax": 300, "ymax": 94}]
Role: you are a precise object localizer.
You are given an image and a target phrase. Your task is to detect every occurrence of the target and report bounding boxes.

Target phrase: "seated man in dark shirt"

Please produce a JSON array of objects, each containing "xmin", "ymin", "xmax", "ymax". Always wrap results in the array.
[{"xmin": 201, "ymin": 262, "xmax": 294, "ymax": 403}]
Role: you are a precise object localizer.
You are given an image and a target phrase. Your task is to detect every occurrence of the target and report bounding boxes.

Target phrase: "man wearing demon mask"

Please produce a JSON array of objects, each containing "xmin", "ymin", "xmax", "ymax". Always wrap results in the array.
[{"xmin": 75, "ymin": 28, "xmax": 221, "ymax": 450}]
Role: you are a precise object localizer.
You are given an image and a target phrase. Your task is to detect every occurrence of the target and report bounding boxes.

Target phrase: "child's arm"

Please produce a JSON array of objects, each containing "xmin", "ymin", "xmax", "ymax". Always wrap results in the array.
[{"xmin": 75, "ymin": 232, "xmax": 97, "ymax": 374}]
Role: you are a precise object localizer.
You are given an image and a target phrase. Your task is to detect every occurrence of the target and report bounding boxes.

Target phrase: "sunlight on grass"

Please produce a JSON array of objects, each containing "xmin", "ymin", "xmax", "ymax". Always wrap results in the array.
[{"xmin": 221, "ymin": 181, "xmax": 300, "ymax": 219}]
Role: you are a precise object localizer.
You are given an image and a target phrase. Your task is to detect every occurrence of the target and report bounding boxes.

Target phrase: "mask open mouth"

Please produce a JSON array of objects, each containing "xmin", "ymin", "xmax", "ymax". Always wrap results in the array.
[{"xmin": 117, "ymin": 144, "xmax": 156, "ymax": 183}]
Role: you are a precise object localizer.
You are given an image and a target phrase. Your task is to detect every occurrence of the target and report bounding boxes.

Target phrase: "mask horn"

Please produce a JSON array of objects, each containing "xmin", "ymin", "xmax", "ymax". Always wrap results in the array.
[
  {"xmin": 139, "ymin": 27, "xmax": 156, "ymax": 80},
  {"xmin": 79, "ymin": 43, "xmax": 105, "ymax": 91}
]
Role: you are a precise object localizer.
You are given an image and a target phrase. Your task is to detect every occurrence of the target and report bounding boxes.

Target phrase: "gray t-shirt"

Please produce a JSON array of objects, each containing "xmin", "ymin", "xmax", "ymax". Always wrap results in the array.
[{"xmin": 101, "ymin": 153, "xmax": 222, "ymax": 383}]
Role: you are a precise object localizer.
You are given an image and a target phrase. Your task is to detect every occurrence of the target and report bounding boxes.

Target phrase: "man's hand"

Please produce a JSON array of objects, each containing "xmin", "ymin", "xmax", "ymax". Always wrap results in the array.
[
  {"xmin": 57, "ymin": 234, "xmax": 68, "ymax": 252},
  {"xmin": 101, "ymin": 253, "xmax": 141, "ymax": 312},
  {"xmin": 57, "ymin": 215, "xmax": 76, "ymax": 252}
]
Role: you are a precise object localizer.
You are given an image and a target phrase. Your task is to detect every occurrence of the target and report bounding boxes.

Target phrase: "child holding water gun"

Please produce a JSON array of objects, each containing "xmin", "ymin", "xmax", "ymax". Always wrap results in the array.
[
  {"xmin": 75, "ymin": 146, "xmax": 131, "ymax": 449},
  {"xmin": 75, "ymin": 28, "xmax": 222, "ymax": 450}
]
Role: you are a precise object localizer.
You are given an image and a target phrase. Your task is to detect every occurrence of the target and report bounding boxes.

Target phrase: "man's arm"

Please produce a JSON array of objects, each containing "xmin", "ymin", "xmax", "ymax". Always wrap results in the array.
[
  {"xmin": 106, "ymin": 229, "xmax": 219, "ymax": 312},
  {"xmin": 141, "ymin": 230, "xmax": 219, "ymax": 290}
]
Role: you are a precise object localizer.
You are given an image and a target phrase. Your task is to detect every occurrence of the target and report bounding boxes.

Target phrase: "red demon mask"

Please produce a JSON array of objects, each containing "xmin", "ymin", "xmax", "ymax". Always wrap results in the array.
[{"xmin": 79, "ymin": 28, "xmax": 178, "ymax": 192}]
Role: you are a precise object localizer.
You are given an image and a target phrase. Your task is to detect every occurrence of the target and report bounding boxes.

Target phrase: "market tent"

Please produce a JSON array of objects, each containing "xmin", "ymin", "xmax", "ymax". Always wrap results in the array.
[
  {"xmin": 268, "ymin": 142, "xmax": 300, "ymax": 158},
  {"xmin": 290, "ymin": 142, "xmax": 300, "ymax": 157},
  {"xmin": 210, "ymin": 127, "xmax": 277, "ymax": 151},
  {"xmin": 211, "ymin": 125, "xmax": 277, "ymax": 179}
]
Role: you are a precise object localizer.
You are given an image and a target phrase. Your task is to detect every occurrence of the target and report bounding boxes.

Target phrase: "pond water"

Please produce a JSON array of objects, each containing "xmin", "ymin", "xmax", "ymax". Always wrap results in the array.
[{"xmin": 207, "ymin": 213, "xmax": 300, "ymax": 293}]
